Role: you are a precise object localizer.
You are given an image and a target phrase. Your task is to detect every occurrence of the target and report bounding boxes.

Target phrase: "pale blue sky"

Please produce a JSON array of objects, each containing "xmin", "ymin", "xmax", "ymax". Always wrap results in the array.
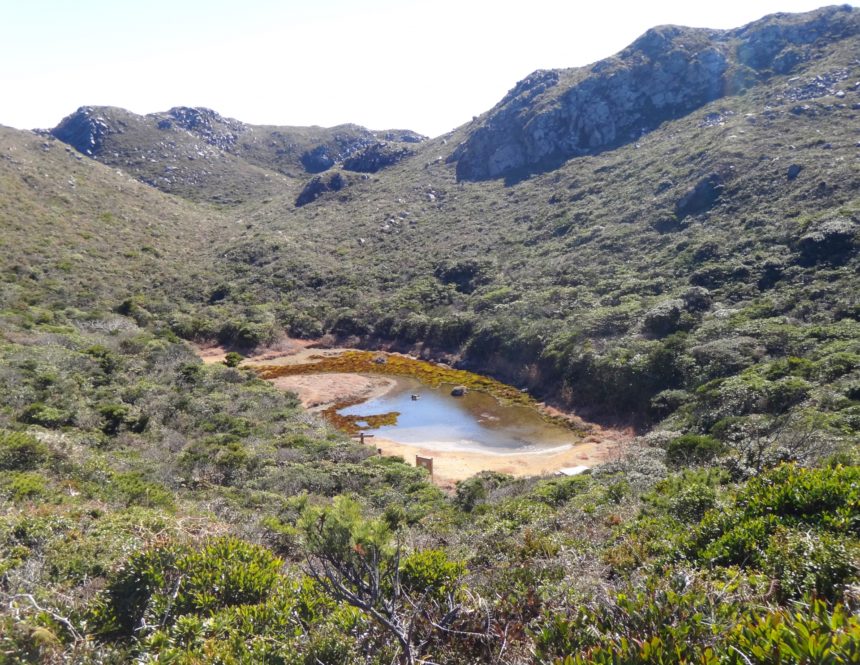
[{"xmin": 0, "ymin": 0, "xmax": 853, "ymax": 137}]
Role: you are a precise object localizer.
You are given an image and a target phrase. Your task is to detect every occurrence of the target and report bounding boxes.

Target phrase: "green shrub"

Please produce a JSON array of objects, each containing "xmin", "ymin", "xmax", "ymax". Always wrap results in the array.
[
  {"xmin": 91, "ymin": 537, "xmax": 283, "ymax": 638},
  {"xmin": 686, "ymin": 464, "xmax": 860, "ymax": 596},
  {"xmin": 98, "ymin": 403, "xmax": 130, "ymax": 435},
  {"xmin": 19, "ymin": 402, "xmax": 72, "ymax": 428},
  {"xmin": 454, "ymin": 471, "xmax": 512, "ymax": 512},
  {"xmin": 0, "ymin": 471, "xmax": 49, "ymax": 501},
  {"xmin": 723, "ymin": 601, "xmax": 860, "ymax": 664},
  {"xmin": 0, "ymin": 431, "xmax": 48, "ymax": 471},
  {"xmin": 224, "ymin": 351, "xmax": 244, "ymax": 367},
  {"xmin": 763, "ymin": 528, "xmax": 859, "ymax": 601},
  {"xmin": 399, "ymin": 549, "xmax": 465, "ymax": 601},
  {"xmin": 104, "ymin": 472, "xmax": 175, "ymax": 509},
  {"xmin": 532, "ymin": 475, "xmax": 591, "ymax": 507},
  {"xmin": 668, "ymin": 482, "xmax": 717, "ymax": 522},
  {"xmin": 542, "ymin": 598, "xmax": 860, "ymax": 664},
  {"xmin": 666, "ymin": 434, "xmax": 724, "ymax": 467},
  {"xmin": 764, "ymin": 376, "xmax": 812, "ymax": 413}
]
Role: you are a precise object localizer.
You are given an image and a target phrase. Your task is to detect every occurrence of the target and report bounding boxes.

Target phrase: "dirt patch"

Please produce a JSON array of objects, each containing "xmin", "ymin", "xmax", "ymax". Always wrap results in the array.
[
  {"xmin": 193, "ymin": 337, "xmax": 318, "ymax": 365},
  {"xmin": 272, "ymin": 373, "xmax": 397, "ymax": 410}
]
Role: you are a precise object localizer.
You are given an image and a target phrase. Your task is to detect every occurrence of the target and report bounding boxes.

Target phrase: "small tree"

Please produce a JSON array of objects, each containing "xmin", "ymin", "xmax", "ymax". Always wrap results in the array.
[
  {"xmin": 300, "ymin": 497, "xmax": 463, "ymax": 665},
  {"xmin": 223, "ymin": 351, "xmax": 243, "ymax": 368}
]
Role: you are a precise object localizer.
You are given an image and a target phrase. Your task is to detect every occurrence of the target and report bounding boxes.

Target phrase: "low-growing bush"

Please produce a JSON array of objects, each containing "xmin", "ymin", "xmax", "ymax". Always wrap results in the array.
[
  {"xmin": 91, "ymin": 537, "xmax": 283, "ymax": 638},
  {"xmin": 666, "ymin": 434, "xmax": 724, "ymax": 467},
  {"xmin": 0, "ymin": 431, "xmax": 48, "ymax": 471}
]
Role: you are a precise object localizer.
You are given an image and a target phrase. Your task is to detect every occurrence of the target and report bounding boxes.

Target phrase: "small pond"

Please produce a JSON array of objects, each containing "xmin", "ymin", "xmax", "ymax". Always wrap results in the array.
[{"xmin": 337, "ymin": 377, "xmax": 576, "ymax": 454}]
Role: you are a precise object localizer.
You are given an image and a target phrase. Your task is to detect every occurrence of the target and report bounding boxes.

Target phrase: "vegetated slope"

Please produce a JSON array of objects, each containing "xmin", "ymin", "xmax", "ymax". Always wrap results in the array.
[
  {"xmin": 200, "ymin": 5, "xmax": 859, "ymax": 446},
  {"xmin": 0, "ymin": 127, "xmax": 438, "ymax": 664},
  {"xmin": 0, "ymin": 125, "xmax": 226, "ymax": 312},
  {"xmin": 50, "ymin": 105, "xmax": 424, "ymax": 204},
  {"xmin": 2, "ymin": 7, "xmax": 859, "ymax": 664}
]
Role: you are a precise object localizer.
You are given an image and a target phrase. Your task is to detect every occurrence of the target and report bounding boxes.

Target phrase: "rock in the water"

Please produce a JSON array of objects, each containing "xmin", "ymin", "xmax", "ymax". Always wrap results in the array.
[{"xmin": 450, "ymin": 386, "xmax": 468, "ymax": 397}]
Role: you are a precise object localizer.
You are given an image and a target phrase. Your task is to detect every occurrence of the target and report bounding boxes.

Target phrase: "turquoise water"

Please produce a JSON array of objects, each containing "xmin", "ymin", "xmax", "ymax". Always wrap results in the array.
[{"xmin": 338, "ymin": 377, "xmax": 575, "ymax": 453}]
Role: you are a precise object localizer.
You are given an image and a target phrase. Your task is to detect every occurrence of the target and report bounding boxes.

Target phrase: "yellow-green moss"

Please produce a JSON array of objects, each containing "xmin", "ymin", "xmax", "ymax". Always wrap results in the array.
[{"xmin": 257, "ymin": 350, "xmax": 532, "ymax": 402}]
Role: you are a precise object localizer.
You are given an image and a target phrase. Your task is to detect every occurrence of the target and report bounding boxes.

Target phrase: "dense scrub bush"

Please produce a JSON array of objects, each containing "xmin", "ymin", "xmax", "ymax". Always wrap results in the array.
[
  {"xmin": 91, "ymin": 537, "xmax": 283, "ymax": 638},
  {"xmin": 19, "ymin": 402, "xmax": 72, "ymax": 428},
  {"xmin": 454, "ymin": 471, "xmax": 513, "ymax": 512},
  {"xmin": 666, "ymin": 434, "xmax": 724, "ymax": 467},
  {"xmin": 684, "ymin": 464, "xmax": 860, "ymax": 600},
  {"xmin": 399, "ymin": 549, "xmax": 466, "ymax": 600},
  {"xmin": 537, "ymin": 594, "xmax": 860, "ymax": 664},
  {"xmin": 0, "ymin": 431, "xmax": 48, "ymax": 471},
  {"xmin": 0, "ymin": 470, "xmax": 49, "ymax": 501}
]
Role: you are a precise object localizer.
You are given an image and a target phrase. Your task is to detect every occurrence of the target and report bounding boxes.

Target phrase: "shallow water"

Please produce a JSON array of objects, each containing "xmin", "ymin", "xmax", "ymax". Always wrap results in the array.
[{"xmin": 338, "ymin": 377, "xmax": 576, "ymax": 453}]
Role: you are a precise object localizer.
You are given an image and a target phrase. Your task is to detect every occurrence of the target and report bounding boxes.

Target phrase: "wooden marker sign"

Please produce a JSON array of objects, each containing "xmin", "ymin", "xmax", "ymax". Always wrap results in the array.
[{"xmin": 415, "ymin": 455, "xmax": 433, "ymax": 479}]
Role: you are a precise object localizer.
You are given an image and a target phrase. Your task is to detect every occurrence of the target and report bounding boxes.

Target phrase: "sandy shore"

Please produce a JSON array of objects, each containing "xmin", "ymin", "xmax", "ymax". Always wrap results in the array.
[
  {"xmin": 365, "ymin": 434, "xmax": 624, "ymax": 489},
  {"xmin": 193, "ymin": 342, "xmax": 631, "ymax": 486}
]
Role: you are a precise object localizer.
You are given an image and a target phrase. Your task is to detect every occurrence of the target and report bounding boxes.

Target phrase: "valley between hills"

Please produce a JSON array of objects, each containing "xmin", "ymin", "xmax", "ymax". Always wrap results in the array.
[{"xmin": 1, "ymin": 5, "xmax": 859, "ymax": 663}]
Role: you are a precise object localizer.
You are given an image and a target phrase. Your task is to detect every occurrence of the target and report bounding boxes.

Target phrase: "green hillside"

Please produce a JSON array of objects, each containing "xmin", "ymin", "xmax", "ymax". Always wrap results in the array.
[{"xmin": 1, "ymin": 5, "xmax": 859, "ymax": 664}]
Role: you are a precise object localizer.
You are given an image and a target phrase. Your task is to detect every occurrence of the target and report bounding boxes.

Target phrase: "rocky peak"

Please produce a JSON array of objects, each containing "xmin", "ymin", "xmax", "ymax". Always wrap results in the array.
[
  {"xmin": 157, "ymin": 107, "xmax": 245, "ymax": 151},
  {"xmin": 451, "ymin": 5, "xmax": 859, "ymax": 181},
  {"xmin": 50, "ymin": 106, "xmax": 118, "ymax": 156}
]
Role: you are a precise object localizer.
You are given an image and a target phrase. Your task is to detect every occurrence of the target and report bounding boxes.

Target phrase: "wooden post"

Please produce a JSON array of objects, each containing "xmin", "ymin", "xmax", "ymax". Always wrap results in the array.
[
  {"xmin": 352, "ymin": 433, "xmax": 375, "ymax": 445},
  {"xmin": 415, "ymin": 455, "xmax": 433, "ymax": 479}
]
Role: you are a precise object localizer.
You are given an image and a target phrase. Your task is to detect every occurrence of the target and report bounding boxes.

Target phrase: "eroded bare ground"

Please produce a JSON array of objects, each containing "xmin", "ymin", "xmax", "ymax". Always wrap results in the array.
[
  {"xmin": 270, "ymin": 373, "xmax": 397, "ymax": 411},
  {"xmin": 194, "ymin": 341, "xmax": 633, "ymax": 485}
]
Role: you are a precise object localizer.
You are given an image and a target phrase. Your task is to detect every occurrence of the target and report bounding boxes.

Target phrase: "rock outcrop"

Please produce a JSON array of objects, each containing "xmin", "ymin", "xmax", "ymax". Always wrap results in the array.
[
  {"xmin": 451, "ymin": 5, "xmax": 859, "ymax": 181},
  {"xmin": 300, "ymin": 145, "xmax": 337, "ymax": 173},
  {"xmin": 342, "ymin": 142, "xmax": 413, "ymax": 173},
  {"xmin": 49, "ymin": 105, "xmax": 424, "ymax": 201},
  {"xmin": 159, "ymin": 107, "xmax": 245, "ymax": 151},
  {"xmin": 51, "ymin": 107, "xmax": 117, "ymax": 156}
]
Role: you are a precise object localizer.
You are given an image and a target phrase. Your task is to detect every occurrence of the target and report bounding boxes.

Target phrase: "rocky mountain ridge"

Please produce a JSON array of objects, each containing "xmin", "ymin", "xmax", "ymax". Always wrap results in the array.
[
  {"xmin": 450, "ymin": 4, "xmax": 859, "ymax": 181},
  {"xmin": 49, "ymin": 105, "xmax": 425, "ymax": 202}
]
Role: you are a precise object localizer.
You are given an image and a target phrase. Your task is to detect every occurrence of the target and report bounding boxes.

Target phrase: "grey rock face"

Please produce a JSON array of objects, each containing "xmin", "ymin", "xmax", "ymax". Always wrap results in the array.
[
  {"xmin": 301, "ymin": 145, "xmax": 336, "ymax": 173},
  {"xmin": 342, "ymin": 142, "xmax": 413, "ymax": 173},
  {"xmin": 51, "ymin": 107, "xmax": 116, "ymax": 156},
  {"xmin": 164, "ymin": 107, "xmax": 244, "ymax": 151},
  {"xmin": 452, "ymin": 6, "xmax": 858, "ymax": 181},
  {"xmin": 643, "ymin": 299, "xmax": 686, "ymax": 336}
]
